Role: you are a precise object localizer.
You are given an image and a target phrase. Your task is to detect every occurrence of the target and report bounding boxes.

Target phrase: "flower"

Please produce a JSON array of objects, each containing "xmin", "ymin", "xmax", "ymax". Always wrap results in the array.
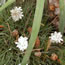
[
  {"xmin": 18, "ymin": 64, "xmax": 21, "ymax": 65},
  {"xmin": 4, "ymin": 64, "xmax": 6, "ymax": 65},
  {"xmin": 9, "ymin": 48, "xmax": 12, "ymax": 50},
  {"xmin": 49, "ymin": 31, "xmax": 63, "ymax": 43},
  {"xmin": 10, "ymin": 6, "xmax": 24, "ymax": 22},
  {"xmin": 18, "ymin": 63, "xmax": 28, "ymax": 65},
  {"xmin": 15, "ymin": 36, "xmax": 28, "ymax": 51},
  {"xmin": 23, "ymin": 0, "xmax": 24, "ymax": 2}
]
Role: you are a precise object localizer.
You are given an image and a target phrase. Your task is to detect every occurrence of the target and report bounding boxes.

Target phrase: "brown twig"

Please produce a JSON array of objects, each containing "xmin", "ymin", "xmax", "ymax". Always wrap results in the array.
[
  {"xmin": 6, "ymin": 22, "xmax": 12, "ymax": 36},
  {"xmin": 32, "ymin": 48, "xmax": 43, "ymax": 52},
  {"xmin": 49, "ymin": 16, "xmax": 58, "ymax": 25}
]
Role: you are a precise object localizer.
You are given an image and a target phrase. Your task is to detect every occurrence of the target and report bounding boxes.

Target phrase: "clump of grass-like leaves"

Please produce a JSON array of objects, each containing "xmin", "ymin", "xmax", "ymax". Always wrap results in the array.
[{"xmin": 0, "ymin": 0, "xmax": 65, "ymax": 65}]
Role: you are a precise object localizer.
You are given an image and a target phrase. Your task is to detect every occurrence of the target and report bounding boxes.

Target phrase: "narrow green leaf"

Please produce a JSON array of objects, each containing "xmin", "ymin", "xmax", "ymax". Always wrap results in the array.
[
  {"xmin": 0, "ymin": 0, "xmax": 16, "ymax": 12},
  {"xmin": 59, "ymin": 0, "xmax": 65, "ymax": 64},
  {"xmin": 21, "ymin": 0, "xmax": 45, "ymax": 65},
  {"xmin": 59, "ymin": 0, "xmax": 65, "ymax": 33}
]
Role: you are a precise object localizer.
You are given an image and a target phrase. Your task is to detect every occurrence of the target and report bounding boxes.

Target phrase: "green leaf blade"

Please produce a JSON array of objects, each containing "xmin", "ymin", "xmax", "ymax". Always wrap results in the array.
[
  {"xmin": 0, "ymin": 0, "xmax": 16, "ymax": 12},
  {"xmin": 21, "ymin": 0, "xmax": 45, "ymax": 65},
  {"xmin": 59, "ymin": 0, "xmax": 65, "ymax": 33}
]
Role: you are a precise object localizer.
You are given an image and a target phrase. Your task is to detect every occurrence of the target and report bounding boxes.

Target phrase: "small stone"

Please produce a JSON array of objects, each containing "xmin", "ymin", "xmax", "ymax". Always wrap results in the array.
[
  {"xmin": 50, "ymin": 53, "xmax": 58, "ymax": 61},
  {"xmin": 34, "ymin": 52, "xmax": 41, "ymax": 57}
]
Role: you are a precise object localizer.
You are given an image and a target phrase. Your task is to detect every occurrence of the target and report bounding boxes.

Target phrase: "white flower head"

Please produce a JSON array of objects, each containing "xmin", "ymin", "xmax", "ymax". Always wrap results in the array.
[
  {"xmin": 9, "ymin": 48, "xmax": 12, "ymax": 50},
  {"xmin": 18, "ymin": 64, "xmax": 21, "ymax": 65},
  {"xmin": 26, "ymin": 64, "xmax": 28, "ymax": 65},
  {"xmin": 49, "ymin": 31, "xmax": 63, "ymax": 43},
  {"xmin": 15, "ymin": 36, "xmax": 28, "ymax": 51},
  {"xmin": 10, "ymin": 6, "xmax": 24, "ymax": 22},
  {"xmin": 4, "ymin": 64, "xmax": 6, "ymax": 65},
  {"xmin": 18, "ymin": 63, "xmax": 28, "ymax": 65}
]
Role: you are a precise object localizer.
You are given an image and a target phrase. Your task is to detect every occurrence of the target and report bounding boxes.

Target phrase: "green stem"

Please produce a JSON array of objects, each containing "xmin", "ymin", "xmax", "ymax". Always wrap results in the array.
[
  {"xmin": 0, "ymin": 0, "xmax": 16, "ymax": 12},
  {"xmin": 21, "ymin": 0, "xmax": 45, "ymax": 65},
  {"xmin": 59, "ymin": 0, "xmax": 65, "ymax": 33}
]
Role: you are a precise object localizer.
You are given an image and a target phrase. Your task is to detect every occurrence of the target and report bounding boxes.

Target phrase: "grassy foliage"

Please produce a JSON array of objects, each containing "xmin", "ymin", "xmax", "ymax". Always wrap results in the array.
[{"xmin": 0, "ymin": 0, "xmax": 65, "ymax": 65}]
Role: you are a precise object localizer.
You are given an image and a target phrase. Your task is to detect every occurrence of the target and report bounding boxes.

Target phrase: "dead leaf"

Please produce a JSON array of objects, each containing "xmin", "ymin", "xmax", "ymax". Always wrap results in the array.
[
  {"xmin": 27, "ymin": 27, "xmax": 32, "ymax": 34},
  {"xmin": 49, "ymin": 4, "xmax": 55, "ymax": 11},
  {"xmin": 49, "ymin": 0, "xmax": 60, "ymax": 15},
  {"xmin": 0, "ymin": 25, "xmax": 4, "ymax": 31},
  {"xmin": 27, "ymin": 27, "xmax": 40, "ymax": 48},
  {"xmin": 0, "ymin": 25, "xmax": 4, "ymax": 28},
  {"xmin": 57, "ymin": 59, "xmax": 61, "ymax": 63},
  {"xmin": 12, "ymin": 29, "xmax": 19, "ymax": 41},
  {"xmin": 35, "ymin": 36, "xmax": 40, "ymax": 48}
]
